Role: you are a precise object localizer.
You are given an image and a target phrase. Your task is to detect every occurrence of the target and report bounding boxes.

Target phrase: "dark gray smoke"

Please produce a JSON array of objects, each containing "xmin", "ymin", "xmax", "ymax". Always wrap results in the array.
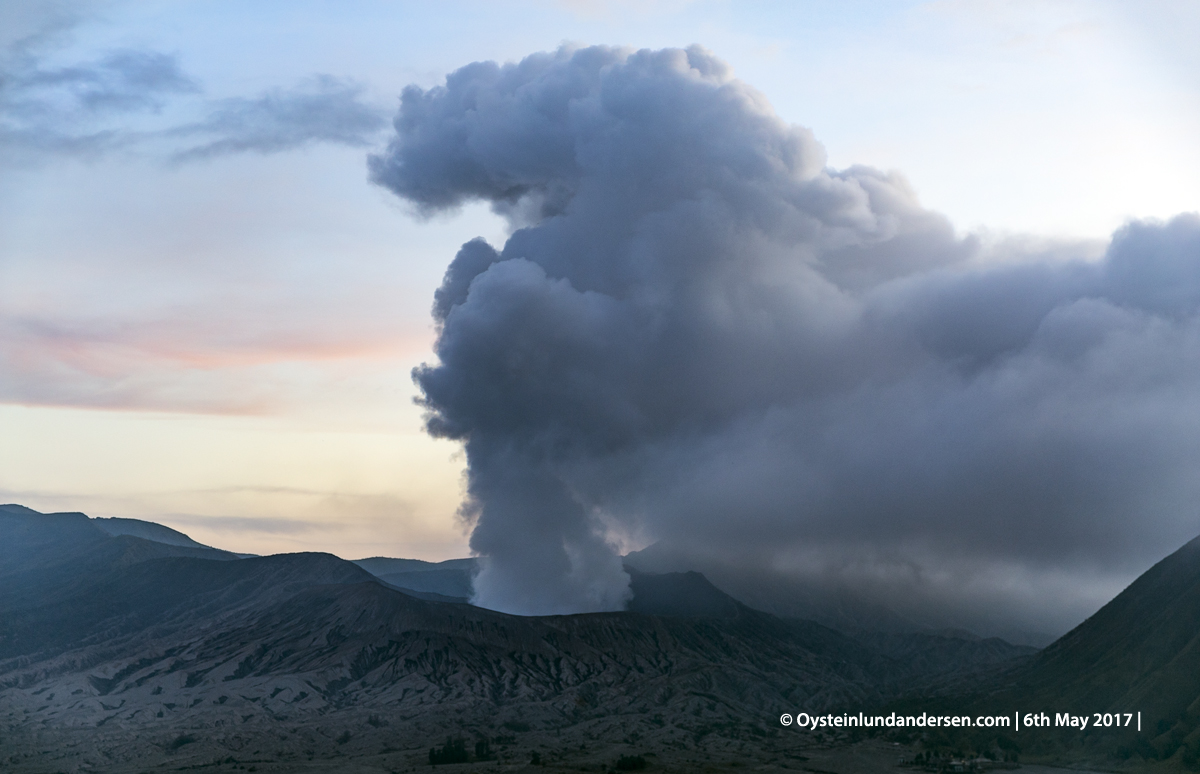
[{"xmin": 370, "ymin": 45, "xmax": 1200, "ymax": 632}]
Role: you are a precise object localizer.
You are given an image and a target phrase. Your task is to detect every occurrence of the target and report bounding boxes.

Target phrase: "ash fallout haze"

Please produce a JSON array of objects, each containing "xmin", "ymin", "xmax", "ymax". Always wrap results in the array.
[{"xmin": 3, "ymin": 0, "xmax": 1200, "ymax": 647}]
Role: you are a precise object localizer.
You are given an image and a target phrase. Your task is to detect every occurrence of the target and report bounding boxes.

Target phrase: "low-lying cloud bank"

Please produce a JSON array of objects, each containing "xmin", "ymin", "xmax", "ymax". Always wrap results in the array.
[{"xmin": 371, "ymin": 45, "xmax": 1200, "ymax": 637}]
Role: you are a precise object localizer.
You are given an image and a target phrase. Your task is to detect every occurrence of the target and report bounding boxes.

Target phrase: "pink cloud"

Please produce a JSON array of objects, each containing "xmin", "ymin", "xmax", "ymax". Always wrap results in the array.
[{"xmin": 0, "ymin": 312, "xmax": 434, "ymax": 413}]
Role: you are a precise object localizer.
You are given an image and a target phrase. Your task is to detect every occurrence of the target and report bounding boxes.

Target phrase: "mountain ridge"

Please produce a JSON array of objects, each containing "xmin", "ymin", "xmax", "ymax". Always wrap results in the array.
[
  {"xmin": 0, "ymin": 504, "xmax": 1047, "ymax": 772},
  {"xmin": 983, "ymin": 533, "xmax": 1200, "ymax": 765}
]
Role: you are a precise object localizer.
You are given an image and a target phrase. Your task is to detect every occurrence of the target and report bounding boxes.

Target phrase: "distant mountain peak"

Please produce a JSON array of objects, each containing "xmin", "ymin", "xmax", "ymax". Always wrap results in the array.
[
  {"xmin": 0, "ymin": 503, "xmax": 46, "ymax": 516},
  {"xmin": 91, "ymin": 516, "xmax": 213, "ymax": 550},
  {"xmin": 624, "ymin": 566, "xmax": 745, "ymax": 619}
]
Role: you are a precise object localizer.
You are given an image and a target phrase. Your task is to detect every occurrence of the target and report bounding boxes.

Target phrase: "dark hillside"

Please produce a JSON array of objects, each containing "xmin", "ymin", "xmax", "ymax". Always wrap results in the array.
[
  {"xmin": 1022, "ymin": 535, "xmax": 1200, "ymax": 717},
  {"xmin": 995, "ymin": 534, "xmax": 1200, "ymax": 765},
  {"xmin": 0, "ymin": 505, "xmax": 1042, "ymax": 772},
  {"xmin": 625, "ymin": 566, "xmax": 743, "ymax": 619},
  {"xmin": 0, "ymin": 506, "xmax": 237, "ymax": 617},
  {"xmin": 0, "ymin": 504, "xmax": 108, "ymax": 577},
  {"xmin": 896, "ymin": 532, "xmax": 1200, "ymax": 768}
]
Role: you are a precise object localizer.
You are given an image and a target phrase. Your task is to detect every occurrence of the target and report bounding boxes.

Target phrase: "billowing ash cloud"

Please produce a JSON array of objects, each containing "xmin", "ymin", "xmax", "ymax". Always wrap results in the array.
[{"xmin": 371, "ymin": 45, "xmax": 1200, "ymax": 632}]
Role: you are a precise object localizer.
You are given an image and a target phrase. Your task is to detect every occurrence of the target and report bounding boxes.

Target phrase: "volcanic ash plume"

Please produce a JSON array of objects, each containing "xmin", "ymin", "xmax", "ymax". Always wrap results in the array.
[{"xmin": 370, "ymin": 45, "xmax": 1200, "ymax": 631}]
